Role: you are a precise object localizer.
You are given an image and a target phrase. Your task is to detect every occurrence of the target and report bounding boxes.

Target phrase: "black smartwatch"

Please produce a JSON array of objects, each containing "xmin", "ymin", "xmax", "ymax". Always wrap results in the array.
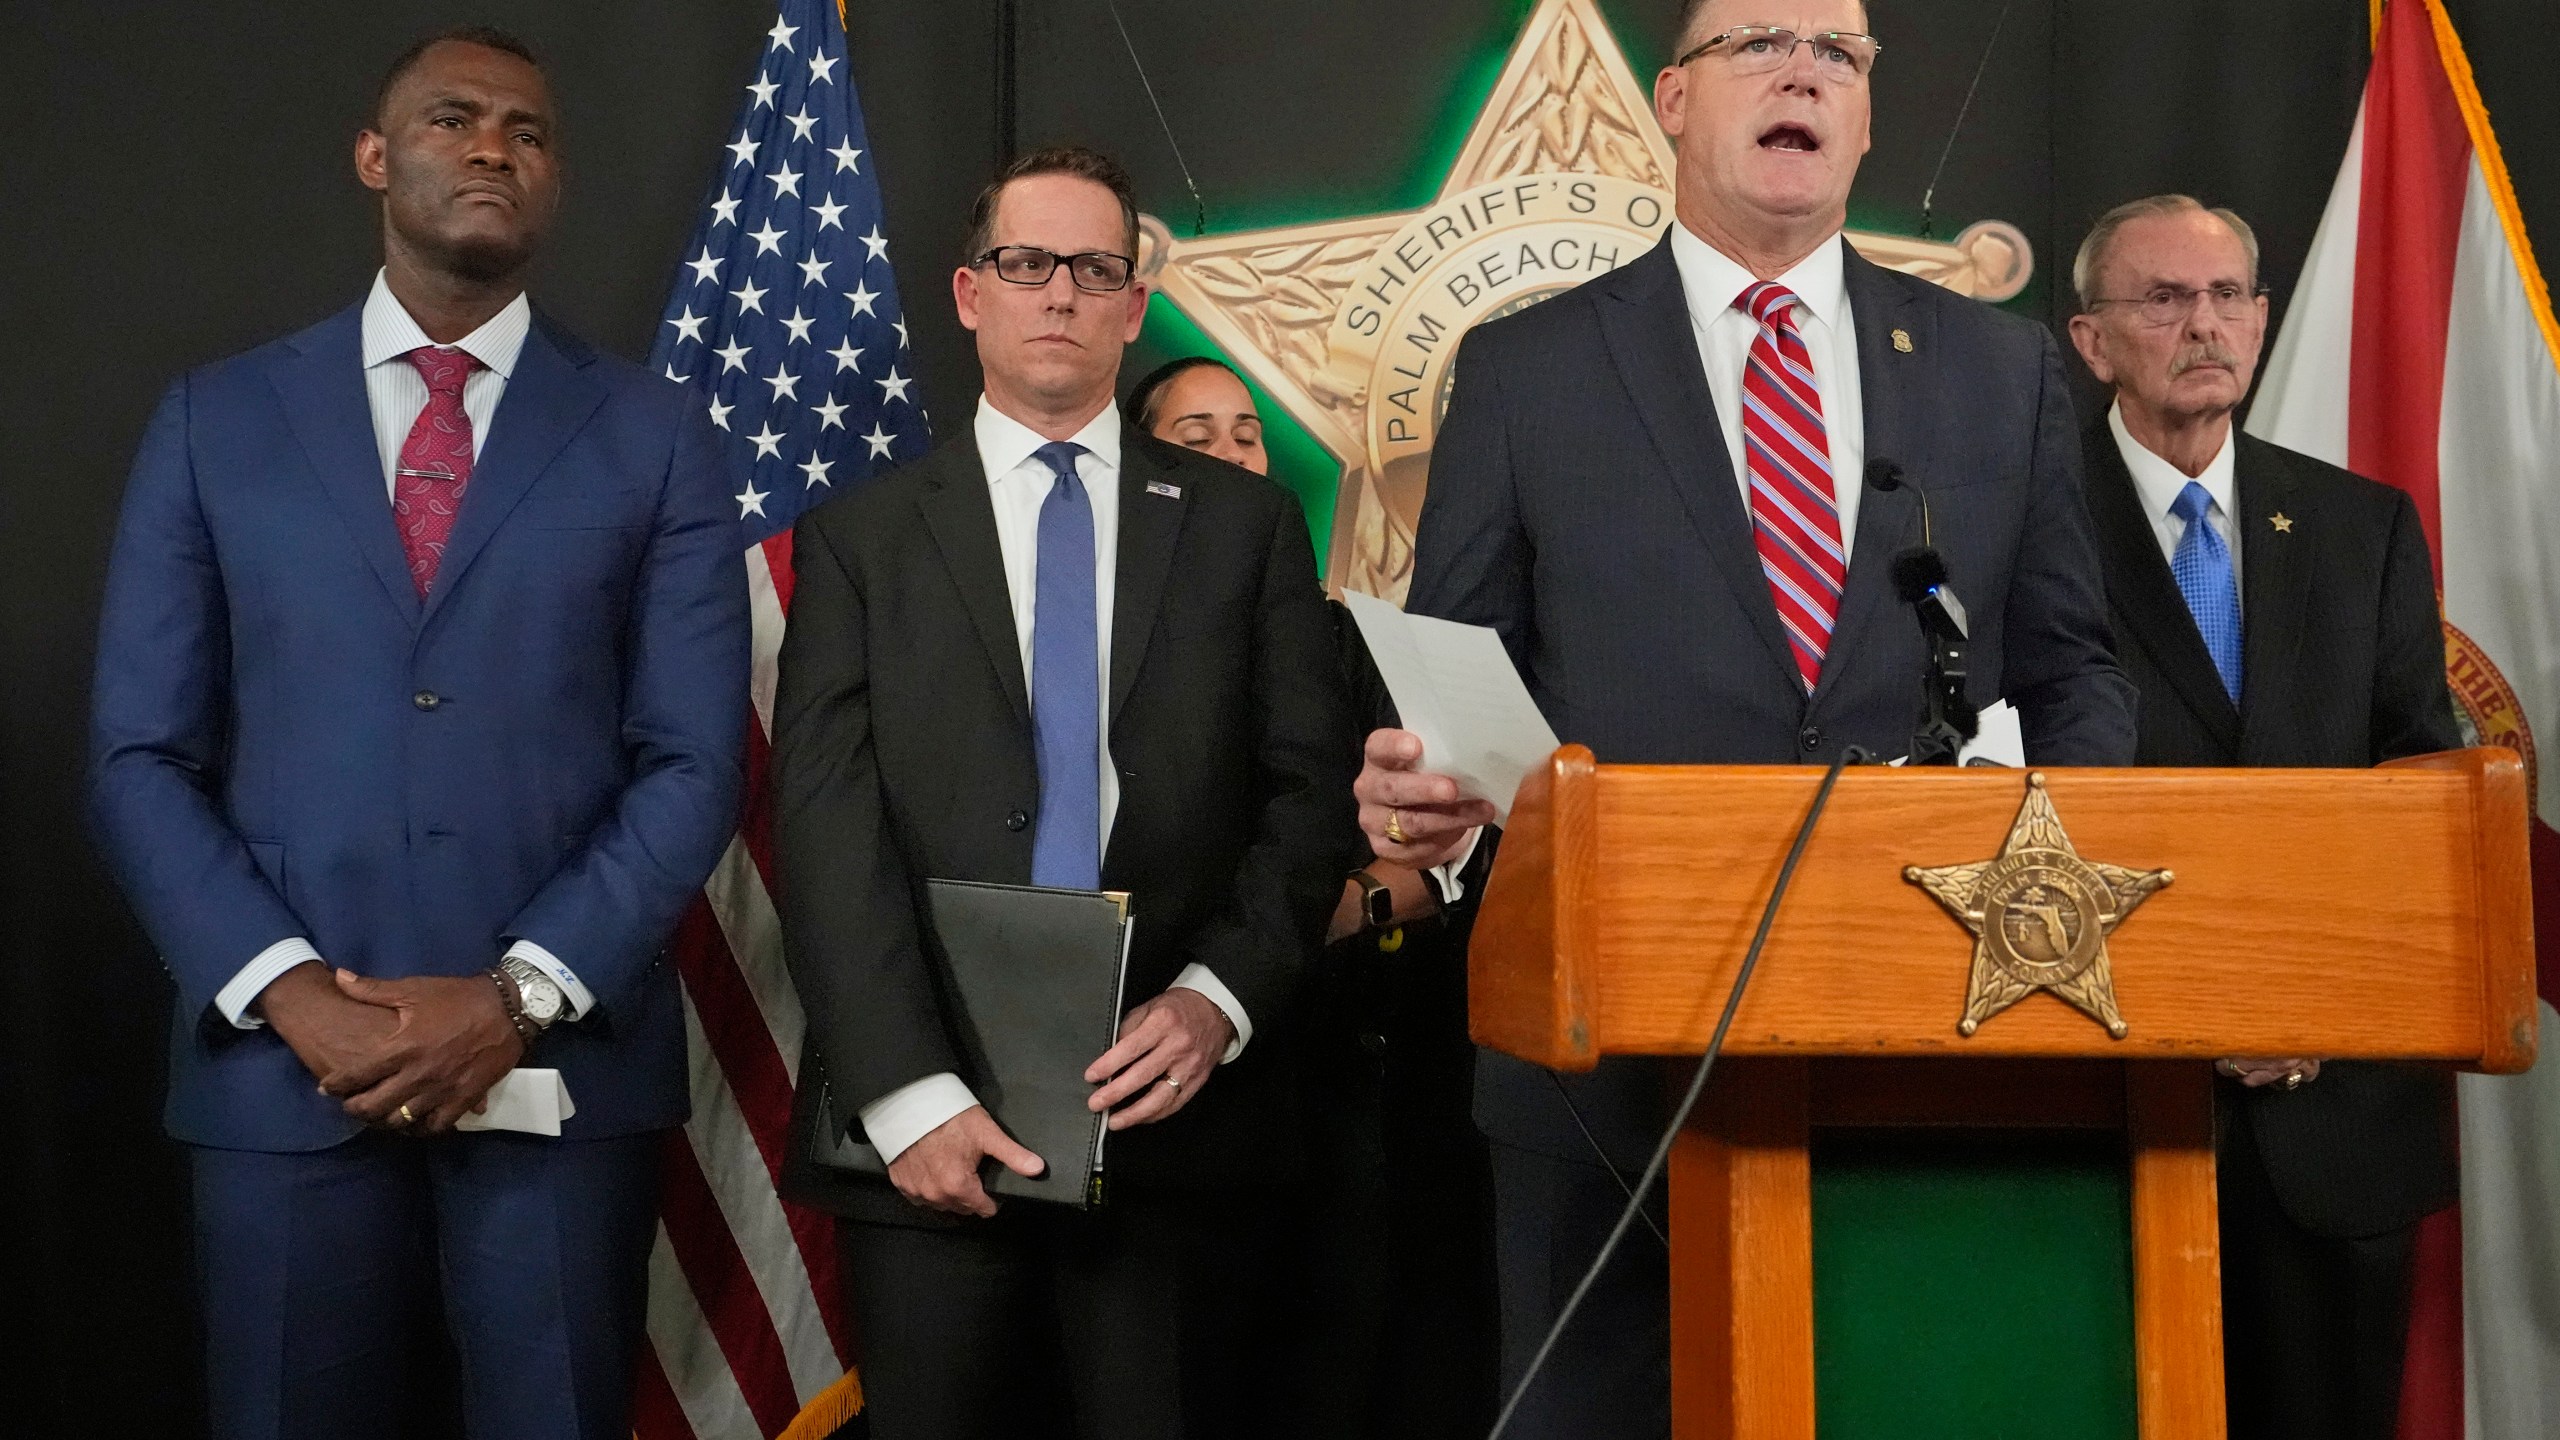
[{"xmin": 1350, "ymin": 868, "xmax": 1394, "ymax": 933}]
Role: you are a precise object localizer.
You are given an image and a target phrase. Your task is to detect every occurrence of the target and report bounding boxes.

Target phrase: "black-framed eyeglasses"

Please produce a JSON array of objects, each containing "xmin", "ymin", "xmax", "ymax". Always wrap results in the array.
[
  {"xmin": 972, "ymin": 245, "xmax": 1136, "ymax": 293},
  {"xmin": 2086, "ymin": 282, "xmax": 2268, "ymax": 327},
  {"xmin": 1675, "ymin": 25, "xmax": 1883, "ymax": 79}
]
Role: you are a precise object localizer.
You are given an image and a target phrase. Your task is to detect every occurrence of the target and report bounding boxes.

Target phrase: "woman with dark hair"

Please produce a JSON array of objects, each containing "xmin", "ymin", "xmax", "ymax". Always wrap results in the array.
[
  {"xmin": 1132, "ymin": 355, "xmax": 1497, "ymax": 1438},
  {"xmin": 1127, "ymin": 355, "xmax": 1267, "ymax": 476}
]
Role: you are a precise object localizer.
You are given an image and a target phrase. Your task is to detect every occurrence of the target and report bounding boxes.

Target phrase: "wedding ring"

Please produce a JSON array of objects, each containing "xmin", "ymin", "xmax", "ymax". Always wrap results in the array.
[
  {"xmin": 1385, "ymin": 809, "xmax": 1408, "ymax": 845},
  {"xmin": 2283, "ymin": 1071, "xmax": 2305, "ymax": 1091},
  {"xmin": 395, "ymin": 1103, "xmax": 416, "ymax": 1127},
  {"xmin": 1163, "ymin": 1075, "xmax": 1182, "ymax": 1095}
]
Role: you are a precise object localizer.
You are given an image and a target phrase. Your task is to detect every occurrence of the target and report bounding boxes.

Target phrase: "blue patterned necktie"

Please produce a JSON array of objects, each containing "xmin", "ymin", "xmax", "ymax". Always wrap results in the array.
[
  {"xmin": 1029, "ymin": 441, "xmax": 1102, "ymax": 889},
  {"xmin": 2169, "ymin": 480, "xmax": 2243, "ymax": 703}
]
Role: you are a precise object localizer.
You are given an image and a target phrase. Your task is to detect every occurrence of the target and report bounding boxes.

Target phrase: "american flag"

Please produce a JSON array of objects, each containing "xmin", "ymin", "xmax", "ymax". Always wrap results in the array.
[{"xmin": 634, "ymin": 3, "xmax": 931, "ymax": 1436}]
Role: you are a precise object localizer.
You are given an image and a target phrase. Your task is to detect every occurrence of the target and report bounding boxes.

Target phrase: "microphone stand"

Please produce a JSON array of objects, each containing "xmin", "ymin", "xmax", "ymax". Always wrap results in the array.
[
  {"xmin": 1898, "ymin": 549, "xmax": 1976, "ymax": 766},
  {"xmin": 1865, "ymin": 460, "xmax": 1977, "ymax": 766}
]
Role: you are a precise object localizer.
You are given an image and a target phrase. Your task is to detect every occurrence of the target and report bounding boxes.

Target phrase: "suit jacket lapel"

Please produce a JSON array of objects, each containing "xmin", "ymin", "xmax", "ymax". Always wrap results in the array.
[
  {"xmin": 1592, "ymin": 237, "xmax": 1800, "ymax": 692},
  {"xmin": 2235, "ymin": 435, "xmax": 2310, "ymax": 759},
  {"xmin": 916, "ymin": 435, "xmax": 1032, "ymax": 726},
  {"xmin": 2083, "ymin": 427, "xmax": 2243, "ymax": 751},
  {"xmin": 1811, "ymin": 244, "xmax": 1928, "ymax": 706},
  {"xmin": 271, "ymin": 305, "xmax": 423, "ymax": 629},
  {"xmin": 419, "ymin": 314, "xmax": 606, "ymax": 629},
  {"xmin": 1110, "ymin": 431, "xmax": 1186, "ymax": 727}
]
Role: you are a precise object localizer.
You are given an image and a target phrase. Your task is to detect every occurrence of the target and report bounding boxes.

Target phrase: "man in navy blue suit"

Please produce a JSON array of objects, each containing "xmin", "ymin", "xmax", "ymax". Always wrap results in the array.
[
  {"xmin": 89, "ymin": 28, "xmax": 748, "ymax": 1440},
  {"xmin": 1358, "ymin": 1, "xmax": 2136, "ymax": 1434}
]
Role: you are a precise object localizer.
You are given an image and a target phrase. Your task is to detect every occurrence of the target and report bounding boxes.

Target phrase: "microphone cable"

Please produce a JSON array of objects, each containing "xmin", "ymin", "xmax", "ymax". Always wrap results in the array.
[
  {"xmin": 1546, "ymin": 1069, "xmax": 1669, "ymax": 1248},
  {"xmin": 1486, "ymin": 744, "xmax": 1869, "ymax": 1439},
  {"xmin": 1917, "ymin": 0, "xmax": 2015, "ymax": 240},
  {"xmin": 1102, "ymin": 0, "xmax": 1210, "ymax": 236}
]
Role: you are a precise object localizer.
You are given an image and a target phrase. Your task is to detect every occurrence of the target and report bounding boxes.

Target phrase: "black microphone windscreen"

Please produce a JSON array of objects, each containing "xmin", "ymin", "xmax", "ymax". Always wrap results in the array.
[
  {"xmin": 1864, "ymin": 459, "xmax": 1905, "ymax": 494},
  {"xmin": 1892, "ymin": 546, "xmax": 1948, "ymax": 603}
]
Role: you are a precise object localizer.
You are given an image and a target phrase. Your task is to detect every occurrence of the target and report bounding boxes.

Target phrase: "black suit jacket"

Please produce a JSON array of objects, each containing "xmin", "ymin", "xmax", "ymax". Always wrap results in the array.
[
  {"xmin": 772, "ymin": 423, "xmax": 1357, "ymax": 1225},
  {"xmin": 2083, "ymin": 420, "xmax": 2462, "ymax": 1238},
  {"xmin": 1415, "ymin": 235, "xmax": 2138, "ymax": 1166}
]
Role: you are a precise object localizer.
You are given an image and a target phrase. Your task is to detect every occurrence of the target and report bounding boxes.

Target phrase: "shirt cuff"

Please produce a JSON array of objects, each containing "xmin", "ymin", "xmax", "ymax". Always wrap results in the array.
[
  {"xmin": 503, "ymin": 940, "xmax": 596, "ymax": 1019},
  {"xmin": 1431, "ymin": 828, "xmax": 1486, "ymax": 906},
  {"xmin": 215, "ymin": 938, "xmax": 324, "ymax": 1029},
  {"xmin": 1170, "ymin": 964, "xmax": 1252, "ymax": 1063},
  {"xmin": 857, "ymin": 1072, "xmax": 980, "ymax": 1164}
]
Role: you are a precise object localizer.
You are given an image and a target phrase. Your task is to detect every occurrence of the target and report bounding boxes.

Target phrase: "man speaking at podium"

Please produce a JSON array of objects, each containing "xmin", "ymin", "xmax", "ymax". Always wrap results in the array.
[
  {"xmin": 1356, "ymin": 1, "xmax": 2137, "ymax": 1432},
  {"xmin": 2067, "ymin": 195, "xmax": 2459, "ymax": 1440}
]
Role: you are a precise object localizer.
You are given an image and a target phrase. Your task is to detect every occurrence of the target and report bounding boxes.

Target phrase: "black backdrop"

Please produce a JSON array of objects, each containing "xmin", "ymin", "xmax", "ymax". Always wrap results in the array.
[{"xmin": 4, "ymin": 2, "xmax": 2553, "ymax": 1431}]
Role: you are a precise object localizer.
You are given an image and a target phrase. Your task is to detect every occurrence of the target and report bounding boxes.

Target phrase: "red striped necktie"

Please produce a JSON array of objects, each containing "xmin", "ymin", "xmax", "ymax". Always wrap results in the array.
[
  {"xmin": 393, "ymin": 345, "xmax": 482, "ymax": 596},
  {"xmin": 1734, "ymin": 281, "xmax": 1846, "ymax": 693}
]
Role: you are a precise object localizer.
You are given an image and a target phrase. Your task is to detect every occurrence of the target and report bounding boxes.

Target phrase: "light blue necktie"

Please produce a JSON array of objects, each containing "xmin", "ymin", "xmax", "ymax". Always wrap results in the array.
[
  {"xmin": 2170, "ymin": 480, "xmax": 2243, "ymax": 703},
  {"xmin": 1029, "ymin": 441, "xmax": 1102, "ymax": 889}
]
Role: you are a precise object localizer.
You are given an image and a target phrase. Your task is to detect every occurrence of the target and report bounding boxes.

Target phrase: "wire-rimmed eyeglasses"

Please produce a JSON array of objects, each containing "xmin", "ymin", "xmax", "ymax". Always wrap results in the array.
[
  {"xmin": 1674, "ymin": 26, "xmax": 1883, "ymax": 79},
  {"xmin": 2085, "ymin": 282, "xmax": 2268, "ymax": 327}
]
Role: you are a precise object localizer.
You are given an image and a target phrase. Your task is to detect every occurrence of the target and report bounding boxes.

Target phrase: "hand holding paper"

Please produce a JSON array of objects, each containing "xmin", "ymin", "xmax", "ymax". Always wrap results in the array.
[{"xmin": 1344, "ymin": 591, "xmax": 1560, "ymax": 825}]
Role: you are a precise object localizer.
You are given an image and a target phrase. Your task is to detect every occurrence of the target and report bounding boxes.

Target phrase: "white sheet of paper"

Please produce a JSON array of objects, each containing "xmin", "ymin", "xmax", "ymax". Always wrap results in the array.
[
  {"xmin": 1959, "ymin": 701, "xmax": 2025, "ymax": 767},
  {"xmin": 1344, "ymin": 590, "xmax": 1560, "ymax": 823},
  {"xmin": 456, "ymin": 1068, "xmax": 576, "ymax": 1136},
  {"xmin": 1882, "ymin": 700, "xmax": 2025, "ymax": 768}
]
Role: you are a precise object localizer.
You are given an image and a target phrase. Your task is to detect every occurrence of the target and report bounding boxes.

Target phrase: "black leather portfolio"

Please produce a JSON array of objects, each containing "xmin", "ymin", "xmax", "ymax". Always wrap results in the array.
[{"xmin": 813, "ymin": 879, "xmax": 1135, "ymax": 1209}]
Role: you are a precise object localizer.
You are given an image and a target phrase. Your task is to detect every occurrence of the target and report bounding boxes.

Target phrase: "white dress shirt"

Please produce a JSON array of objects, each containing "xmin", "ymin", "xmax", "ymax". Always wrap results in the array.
[
  {"xmin": 2109, "ymin": 400, "xmax": 2242, "ymax": 601},
  {"xmin": 212, "ymin": 272, "xmax": 594, "ymax": 1029},
  {"xmin": 854, "ymin": 396, "xmax": 1255, "ymax": 1165},
  {"xmin": 1432, "ymin": 225, "xmax": 1872, "ymax": 903},
  {"xmin": 1667, "ymin": 221, "xmax": 1867, "ymax": 555}
]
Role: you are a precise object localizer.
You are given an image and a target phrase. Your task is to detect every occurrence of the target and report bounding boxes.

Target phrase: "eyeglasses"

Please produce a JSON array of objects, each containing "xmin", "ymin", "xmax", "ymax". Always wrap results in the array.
[
  {"xmin": 972, "ymin": 245, "xmax": 1136, "ymax": 293},
  {"xmin": 2086, "ymin": 282, "xmax": 2267, "ymax": 327},
  {"xmin": 1675, "ymin": 26, "xmax": 1883, "ymax": 79}
]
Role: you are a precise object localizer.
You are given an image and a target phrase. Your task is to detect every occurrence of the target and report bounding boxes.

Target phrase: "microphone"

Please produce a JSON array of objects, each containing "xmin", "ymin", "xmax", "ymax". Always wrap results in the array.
[{"xmin": 1865, "ymin": 460, "xmax": 1977, "ymax": 764}]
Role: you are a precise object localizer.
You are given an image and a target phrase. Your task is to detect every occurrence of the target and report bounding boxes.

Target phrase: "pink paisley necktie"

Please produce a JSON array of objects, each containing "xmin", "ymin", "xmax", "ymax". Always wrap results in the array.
[{"xmin": 392, "ymin": 346, "xmax": 482, "ymax": 595}]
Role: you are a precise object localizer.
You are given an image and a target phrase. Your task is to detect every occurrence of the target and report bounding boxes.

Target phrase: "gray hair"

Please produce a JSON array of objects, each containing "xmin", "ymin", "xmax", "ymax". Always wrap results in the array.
[{"xmin": 2072, "ymin": 195, "xmax": 2260, "ymax": 311}]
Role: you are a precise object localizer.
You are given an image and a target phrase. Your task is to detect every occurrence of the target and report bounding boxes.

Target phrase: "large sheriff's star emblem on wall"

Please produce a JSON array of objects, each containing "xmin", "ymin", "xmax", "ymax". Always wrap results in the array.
[{"xmin": 1136, "ymin": 0, "xmax": 2034, "ymax": 602}]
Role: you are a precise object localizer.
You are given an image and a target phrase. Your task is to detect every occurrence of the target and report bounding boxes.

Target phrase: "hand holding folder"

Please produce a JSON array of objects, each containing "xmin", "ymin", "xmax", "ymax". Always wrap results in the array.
[{"xmin": 816, "ymin": 880, "xmax": 1136, "ymax": 1211}]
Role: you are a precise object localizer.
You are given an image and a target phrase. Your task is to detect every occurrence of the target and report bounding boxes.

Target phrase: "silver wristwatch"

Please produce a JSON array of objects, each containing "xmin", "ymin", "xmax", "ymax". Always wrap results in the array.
[{"xmin": 499, "ymin": 955, "xmax": 567, "ymax": 1032}]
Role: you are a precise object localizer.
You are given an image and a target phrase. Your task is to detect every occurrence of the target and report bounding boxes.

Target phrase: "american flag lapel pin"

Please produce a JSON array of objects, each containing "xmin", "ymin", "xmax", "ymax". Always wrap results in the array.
[{"xmin": 1146, "ymin": 480, "xmax": 1183, "ymax": 499}]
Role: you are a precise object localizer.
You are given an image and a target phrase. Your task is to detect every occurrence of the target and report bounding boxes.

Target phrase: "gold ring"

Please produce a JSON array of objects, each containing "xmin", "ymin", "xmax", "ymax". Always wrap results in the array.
[
  {"xmin": 1163, "ymin": 1075, "xmax": 1182, "ymax": 1095},
  {"xmin": 1385, "ymin": 809, "xmax": 1408, "ymax": 845},
  {"xmin": 2283, "ymin": 1071, "xmax": 2305, "ymax": 1091},
  {"xmin": 395, "ymin": 1103, "xmax": 416, "ymax": 1127}
]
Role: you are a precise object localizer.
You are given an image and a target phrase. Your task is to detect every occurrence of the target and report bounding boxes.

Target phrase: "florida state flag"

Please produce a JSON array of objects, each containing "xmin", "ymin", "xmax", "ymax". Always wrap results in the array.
[{"xmin": 2249, "ymin": 2, "xmax": 2560, "ymax": 1435}]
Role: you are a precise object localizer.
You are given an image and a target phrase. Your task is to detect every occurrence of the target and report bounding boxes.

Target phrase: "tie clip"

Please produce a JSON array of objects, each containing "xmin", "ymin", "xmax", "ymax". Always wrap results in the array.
[{"xmin": 1146, "ymin": 480, "xmax": 1182, "ymax": 499}]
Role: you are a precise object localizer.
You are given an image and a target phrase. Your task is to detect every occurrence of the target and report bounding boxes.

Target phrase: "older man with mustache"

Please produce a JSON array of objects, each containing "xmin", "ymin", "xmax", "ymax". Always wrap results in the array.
[
  {"xmin": 1354, "ymin": 0, "xmax": 2137, "ymax": 1432},
  {"xmin": 2068, "ymin": 195, "xmax": 2460, "ymax": 1440}
]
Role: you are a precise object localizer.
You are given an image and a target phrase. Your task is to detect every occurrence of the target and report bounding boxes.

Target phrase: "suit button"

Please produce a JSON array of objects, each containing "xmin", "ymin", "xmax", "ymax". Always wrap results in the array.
[
  {"xmin": 1799, "ymin": 725, "xmax": 1821, "ymax": 752},
  {"xmin": 1006, "ymin": 810, "xmax": 1030, "ymax": 832},
  {"xmin": 413, "ymin": 690, "xmax": 442, "ymax": 712}
]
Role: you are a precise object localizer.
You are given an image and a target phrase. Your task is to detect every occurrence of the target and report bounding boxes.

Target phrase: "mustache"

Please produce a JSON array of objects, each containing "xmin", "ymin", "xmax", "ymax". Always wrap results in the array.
[{"xmin": 2170, "ymin": 343, "xmax": 2241, "ymax": 377}]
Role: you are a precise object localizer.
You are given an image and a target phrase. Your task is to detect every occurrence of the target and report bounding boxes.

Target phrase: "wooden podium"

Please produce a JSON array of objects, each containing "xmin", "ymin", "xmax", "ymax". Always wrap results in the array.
[{"xmin": 1469, "ymin": 747, "xmax": 2538, "ymax": 1440}]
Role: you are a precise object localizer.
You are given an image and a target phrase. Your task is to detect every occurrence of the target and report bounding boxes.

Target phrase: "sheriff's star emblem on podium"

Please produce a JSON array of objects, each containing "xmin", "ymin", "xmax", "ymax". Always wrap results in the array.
[{"xmin": 1905, "ymin": 773, "xmax": 2173, "ymax": 1039}]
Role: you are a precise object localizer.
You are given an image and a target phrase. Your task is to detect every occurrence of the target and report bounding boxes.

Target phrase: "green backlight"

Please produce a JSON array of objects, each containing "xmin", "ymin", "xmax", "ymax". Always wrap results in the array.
[{"xmin": 1133, "ymin": 299, "xmax": 1341, "ymax": 573}]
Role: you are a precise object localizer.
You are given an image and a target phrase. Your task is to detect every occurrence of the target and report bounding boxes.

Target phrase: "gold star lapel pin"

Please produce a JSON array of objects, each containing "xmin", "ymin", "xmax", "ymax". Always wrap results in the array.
[
  {"xmin": 1892, "ymin": 328, "xmax": 1915, "ymax": 353},
  {"xmin": 2270, "ymin": 512, "xmax": 2294, "ymax": 533},
  {"xmin": 1905, "ymin": 773, "xmax": 2173, "ymax": 1039}
]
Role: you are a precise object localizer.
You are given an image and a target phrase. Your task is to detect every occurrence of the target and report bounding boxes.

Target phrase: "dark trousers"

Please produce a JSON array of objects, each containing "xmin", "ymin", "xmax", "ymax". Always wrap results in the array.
[
  {"xmin": 1488, "ymin": 1138, "xmax": 1672, "ymax": 1440},
  {"xmin": 839, "ymin": 1194, "xmax": 1259, "ymax": 1440},
  {"xmin": 2220, "ymin": 1114, "xmax": 2423, "ymax": 1440},
  {"xmin": 191, "ymin": 1128, "xmax": 662, "ymax": 1440},
  {"xmin": 1267, "ymin": 947, "xmax": 1499, "ymax": 1439}
]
